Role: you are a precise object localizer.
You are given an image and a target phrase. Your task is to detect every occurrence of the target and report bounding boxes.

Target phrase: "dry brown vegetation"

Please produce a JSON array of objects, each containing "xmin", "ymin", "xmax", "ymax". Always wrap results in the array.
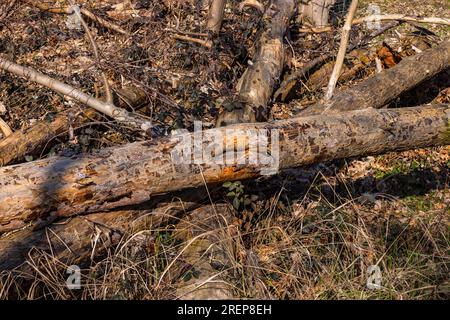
[{"xmin": 0, "ymin": 0, "xmax": 449, "ymax": 300}]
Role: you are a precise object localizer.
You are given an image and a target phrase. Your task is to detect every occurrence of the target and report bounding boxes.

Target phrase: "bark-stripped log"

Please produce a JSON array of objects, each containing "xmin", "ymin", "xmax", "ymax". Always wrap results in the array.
[
  {"xmin": 216, "ymin": 0, "xmax": 296, "ymax": 126},
  {"xmin": 296, "ymin": 40, "xmax": 450, "ymax": 116},
  {"xmin": 0, "ymin": 105, "xmax": 448, "ymax": 233},
  {"xmin": 0, "ymin": 200, "xmax": 198, "ymax": 271},
  {"xmin": 0, "ymin": 87, "xmax": 148, "ymax": 166},
  {"xmin": 300, "ymin": 0, "xmax": 336, "ymax": 27},
  {"xmin": 206, "ymin": 0, "xmax": 227, "ymax": 33}
]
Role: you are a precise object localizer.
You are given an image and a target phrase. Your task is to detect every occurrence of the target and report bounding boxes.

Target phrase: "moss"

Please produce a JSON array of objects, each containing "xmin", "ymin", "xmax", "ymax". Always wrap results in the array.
[
  {"xmin": 404, "ymin": 194, "xmax": 435, "ymax": 211},
  {"xmin": 441, "ymin": 119, "xmax": 450, "ymax": 145}
]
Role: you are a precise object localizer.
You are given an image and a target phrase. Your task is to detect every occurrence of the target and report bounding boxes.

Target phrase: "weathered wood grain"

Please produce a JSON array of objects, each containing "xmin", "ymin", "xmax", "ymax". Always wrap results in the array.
[{"xmin": 0, "ymin": 104, "xmax": 448, "ymax": 233}]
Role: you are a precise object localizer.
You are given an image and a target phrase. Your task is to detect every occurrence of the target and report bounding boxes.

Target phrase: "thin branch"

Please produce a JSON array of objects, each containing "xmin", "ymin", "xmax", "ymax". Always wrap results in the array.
[
  {"xmin": 80, "ymin": 8, "xmax": 128, "ymax": 35},
  {"xmin": 324, "ymin": 0, "xmax": 359, "ymax": 101},
  {"xmin": 72, "ymin": 6, "xmax": 113, "ymax": 104},
  {"xmin": 299, "ymin": 14, "xmax": 450, "ymax": 33},
  {"xmin": 173, "ymin": 34, "xmax": 213, "ymax": 48},
  {"xmin": 0, "ymin": 57, "xmax": 151, "ymax": 130}
]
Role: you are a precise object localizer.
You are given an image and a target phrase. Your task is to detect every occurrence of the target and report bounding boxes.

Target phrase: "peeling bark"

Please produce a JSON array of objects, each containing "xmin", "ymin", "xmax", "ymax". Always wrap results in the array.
[
  {"xmin": 0, "ymin": 104, "xmax": 448, "ymax": 234},
  {"xmin": 0, "ymin": 192, "xmax": 205, "ymax": 271},
  {"xmin": 296, "ymin": 40, "xmax": 450, "ymax": 116},
  {"xmin": 216, "ymin": 0, "xmax": 296, "ymax": 126}
]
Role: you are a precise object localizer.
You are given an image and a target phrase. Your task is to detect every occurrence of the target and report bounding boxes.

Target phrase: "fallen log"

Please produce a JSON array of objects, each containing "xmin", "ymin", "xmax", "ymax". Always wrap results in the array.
[
  {"xmin": 172, "ymin": 204, "xmax": 236, "ymax": 299},
  {"xmin": 296, "ymin": 40, "xmax": 450, "ymax": 116},
  {"xmin": 0, "ymin": 200, "xmax": 197, "ymax": 271},
  {"xmin": 215, "ymin": 0, "xmax": 296, "ymax": 126},
  {"xmin": 0, "ymin": 185, "xmax": 217, "ymax": 272},
  {"xmin": 0, "ymin": 104, "xmax": 448, "ymax": 234},
  {"xmin": 299, "ymin": 0, "xmax": 336, "ymax": 27},
  {"xmin": 0, "ymin": 87, "xmax": 148, "ymax": 166},
  {"xmin": 206, "ymin": 0, "xmax": 227, "ymax": 34}
]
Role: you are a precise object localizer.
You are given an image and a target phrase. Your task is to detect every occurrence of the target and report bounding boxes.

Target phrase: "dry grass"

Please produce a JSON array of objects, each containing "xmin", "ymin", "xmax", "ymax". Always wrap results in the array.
[{"xmin": 1, "ymin": 163, "xmax": 448, "ymax": 299}]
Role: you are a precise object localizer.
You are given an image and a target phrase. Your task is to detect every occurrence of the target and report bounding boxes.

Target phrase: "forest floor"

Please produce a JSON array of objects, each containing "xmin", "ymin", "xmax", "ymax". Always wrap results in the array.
[{"xmin": 0, "ymin": 0, "xmax": 449, "ymax": 299}]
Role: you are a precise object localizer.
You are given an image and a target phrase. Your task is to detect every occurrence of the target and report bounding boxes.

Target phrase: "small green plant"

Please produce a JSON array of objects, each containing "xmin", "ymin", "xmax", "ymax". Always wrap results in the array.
[
  {"xmin": 223, "ymin": 181, "xmax": 257, "ymax": 210},
  {"xmin": 182, "ymin": 267, "xmax": 201, "ymax": 282}
]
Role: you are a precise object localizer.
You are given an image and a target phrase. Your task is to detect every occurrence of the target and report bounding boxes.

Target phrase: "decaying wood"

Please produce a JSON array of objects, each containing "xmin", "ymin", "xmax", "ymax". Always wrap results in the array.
[
  {"xmin": 0, "ymin": 57, "xmax": 151, "ymax": 131},
  {"xmin": 239, "ymin": 0, "xmax": 264, "ymax": 14},
  {"xmin": 0, "ymin": 87, "xmax": 148, "ymax": 166},
  {"xmin": 206, "ymin": 0, "xmax": 227, "ymax": 33},
  {"xmin": 172, "ymin": 204, "xmax": 236, "ymax": 299},
  {"xmin": 0, "ymin": 199, "xmax": 200, "ymax": 271},
  {"xmin": 299, "ymin": 0, "xmax": 336, "ymax": 27},
  {"xmin": 296, "ymin": 40, "xmax": 450, "ymax": 116},
  {"xmin": 0, "ymin": 118, "xmax": 13, "ymax": 138},
  {"xmin": 275, "ymin": 21, "xmax": 400, "ymax": 101},
  {"xmin": 294, "ymin": 49, "xmax": 372, "ymax": 97},
  {"xmin": 29, "ymin": 1, "xmax": 128, "ymax": 35},
  {"xmin": 299, "ymin": 14, "xmax": 450, "ymax": 33},
  {"xmin": 0, "ymin": 104, "xmax": 448, "ymax": 234},
  {"xmin": 216, "ymin": 0, "xmax": 296, "ymax": 126},
  {"xmin": 324, "ymin": 0, "xmax": 359, "ymax": 101}
]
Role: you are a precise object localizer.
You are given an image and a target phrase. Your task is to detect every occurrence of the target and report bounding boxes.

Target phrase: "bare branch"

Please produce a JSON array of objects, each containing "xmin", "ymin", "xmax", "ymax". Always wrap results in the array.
[
  {"xmin": 72, "ymin": 6, "xmax": 113, "ymax": 104},
  {"xmin": 299, "ymin": 14, "xmax": 450, "ymax": 33},
  {"xmin": 0, "ymin": 118, "xmax": 12, "ymax": 138},
  {"xmin": 0, "ymin": 57, "xmax": 151, "ymax": 130},
  {"xmin": 324, "ymin": 0, "xmax": 359, "ymax": 101},
  {"xmin": 206, "ymin": 0, "xmax": 227, "ymax": 33}
]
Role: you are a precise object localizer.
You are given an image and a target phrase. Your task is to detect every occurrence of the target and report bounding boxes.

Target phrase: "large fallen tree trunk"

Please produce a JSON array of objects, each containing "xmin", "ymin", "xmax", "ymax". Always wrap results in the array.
[
  {"xmin": 0, "ymin": 199, "xmax": 199, "ymax": 271},
  {"xmin": 0, "ymin": 87, "xmax": 148, "ymax": 166},
  {"xmin": 0, "ymin": 185, "xmax": 216, "ymax": 272},
  {"xmin": 296, "ymin": 40, "xmax": 450, "ymax": 116},
  {"xmin": 0, "ymin": 104, "xmax": 448, "ymax": 234},
  {"xmin": 215, "ymin": 0, "xmax": 296, "ymax": 126}
]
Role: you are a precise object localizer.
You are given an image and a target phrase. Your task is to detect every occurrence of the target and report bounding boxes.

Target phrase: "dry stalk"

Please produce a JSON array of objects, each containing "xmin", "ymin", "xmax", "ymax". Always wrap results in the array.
[{"xmin": 324, "ymin": 0, "xmax": 359, "ymax": 101}]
